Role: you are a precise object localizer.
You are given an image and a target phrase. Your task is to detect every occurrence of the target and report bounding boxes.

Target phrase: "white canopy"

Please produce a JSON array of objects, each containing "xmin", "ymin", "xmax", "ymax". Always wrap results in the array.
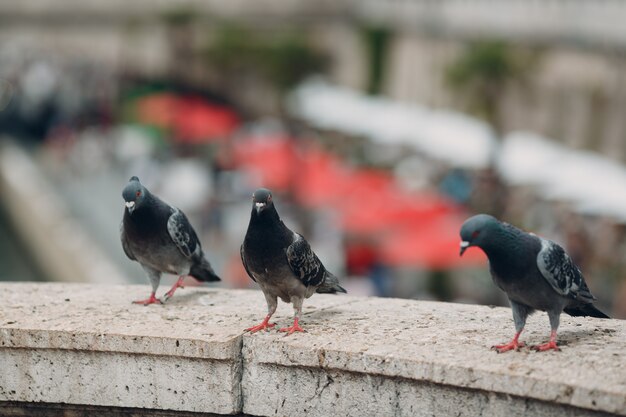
[
  {"xmin": 289, "ymin": 79, "xmax": 497, "ymax": 169},
  {"xmin": 499, "ymin": 132, "xmax": 626, "ymax": 223},
  {"xmin": 290, "ymin": 80, "xmax": 626, "ymax": 223}
]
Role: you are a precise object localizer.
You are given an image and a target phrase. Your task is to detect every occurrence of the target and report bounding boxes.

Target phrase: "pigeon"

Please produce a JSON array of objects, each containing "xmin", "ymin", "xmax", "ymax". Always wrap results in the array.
[
  {"xmin": 120, "ymin": 176, "xmax": 220, "ymax": 305},
  {"xmin": 460, "ymin": 214, "xmax": 609, "ymax": 352},
  {"xmin": 241, "ymin": 188, "xmax": 346, "ymax": 335}
]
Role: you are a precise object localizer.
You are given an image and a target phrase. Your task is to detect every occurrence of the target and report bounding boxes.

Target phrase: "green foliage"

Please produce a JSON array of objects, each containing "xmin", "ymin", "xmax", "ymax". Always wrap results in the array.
[
  {"xmin": 161, "ymin": 8, "xmax": 198, "ymax": 26},
  {"xmin": 205, "ymin": 25, "xmax": 327, "ymax": 91},
  {"xmin": 426, "ymin": 270, "xmax": 453, "ymax": 302},
  {"xmin": 446, "ymin": 40, "xmax": 539, "ymax": 134},
  {"xmin": 447, "ymin": 41, "xmax": 515, "ymax": 87},
  {"xmin": 362, "ymin": 26, "xmax": 391, "ymax": 95}
]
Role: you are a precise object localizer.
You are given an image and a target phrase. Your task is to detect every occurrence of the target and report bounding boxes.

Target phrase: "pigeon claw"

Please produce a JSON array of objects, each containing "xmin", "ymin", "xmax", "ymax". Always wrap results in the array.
[
  {"xmin": 531, "ymin": 341, "xmax": 560, "ymax": 352},
  {"xmin": 491, "ymin": 340, "xmax": 525, "ymax": 353},
  {"xmin": 132, "ymin": 294, "xmax": 163, "ymax": 306},
  {"xmin": 245, "ymin": 322, "xmax": 276, "ymax": 333},
  {"xmin": 245, "ymin": 315, "xmax": 276, "ymax": 333},
  {"xmin": 531, "ymin": 330, "xmax": 560, "ymax": 352},
  {"xmin": 279, "ymin": 318, "xmax": 305, "ymax": 336},
  {"xmin": 163, "ymin": 276, "xmax": 187, "ymax": 302},
  {"xmin": 162, "ymin": 289, "xmax": 179, "ymax": 302}
]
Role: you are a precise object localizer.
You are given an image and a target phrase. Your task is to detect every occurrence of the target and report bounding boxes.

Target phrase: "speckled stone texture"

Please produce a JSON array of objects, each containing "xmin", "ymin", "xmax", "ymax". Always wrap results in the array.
[
  {"xmin": 0, "ymin": 283, "xmax": 251, "ymax": 414},
  {"xmin": 241, "ymin": 297, "xmax": 625, "ymax": 416},
  {"xmin": 0, "ymin": 283, "xmax": 624, "ymax": 416}
]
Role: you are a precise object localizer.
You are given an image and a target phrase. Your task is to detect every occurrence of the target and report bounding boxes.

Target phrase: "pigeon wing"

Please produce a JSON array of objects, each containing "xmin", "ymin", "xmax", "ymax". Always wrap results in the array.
[
  {"xmin": 240, "ymin": 244, "xmax": 256, "ymax": 283},
  {"xmin": 286, "ymin": 233, "xmax": 325, "ymax": 288},
  {"xmin": 536, "ymin": 238, "xmax": 596, "ymax": 303},
  {"xmin": 120, "ymin": 223, "xmax": 136, "ymax": 261},
  {"xmin": 167, "ymin": 208, "xmax": 201, "ymax": 259}
]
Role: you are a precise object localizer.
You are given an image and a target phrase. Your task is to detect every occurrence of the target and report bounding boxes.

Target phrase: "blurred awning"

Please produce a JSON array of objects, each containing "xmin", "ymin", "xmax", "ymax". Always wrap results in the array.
[
  {"xmin": 234, "ymin": 134, "xmax": 485, "ymax": 269},
  {"xmin": 499, "ymin": 132, "xmax": 626, "ymax": 223},
  {"xmin": 134, "ymin": 93, "xmax": 239, "ymax": 143},
  {"xmin": 337, "ymin": 187, "xmax": 457, "ymax": 234},
  {"xmin": 378, "ymin": 214, "xmax": 486, "ymax": 269},
  {"xmin": 233, "ymin": 136, "xmax": 298, "ymax": 191},
  {"xmin": 292, "ymin": 147, "xmax": 349, "ymax": 206},
  {"xmin": 289, "ymin": 79, "xmax": 497, "ymax": 169}
]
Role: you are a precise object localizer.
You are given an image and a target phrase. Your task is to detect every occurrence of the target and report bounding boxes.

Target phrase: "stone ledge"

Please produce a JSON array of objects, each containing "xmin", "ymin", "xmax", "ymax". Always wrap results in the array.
[
  {"xmin": 0, "ymin": 401, "xmax": 240, "ymax": 417},
  {"xmin": 0, "ymin": 283, "xmax": 624, "ymax": 416}
]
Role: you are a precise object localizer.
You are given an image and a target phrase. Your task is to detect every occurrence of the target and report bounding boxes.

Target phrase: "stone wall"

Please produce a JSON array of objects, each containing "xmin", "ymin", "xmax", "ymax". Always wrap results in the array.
[{"xmin": 0, "ymin": 283, "xmax": 623, "ymax": 416}]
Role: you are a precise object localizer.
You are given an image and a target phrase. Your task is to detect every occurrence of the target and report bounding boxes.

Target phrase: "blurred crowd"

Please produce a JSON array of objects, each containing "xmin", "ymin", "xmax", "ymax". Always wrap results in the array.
[{"xmin": 0, "ymin": 48, "xmax": 115, "ymax": 142}]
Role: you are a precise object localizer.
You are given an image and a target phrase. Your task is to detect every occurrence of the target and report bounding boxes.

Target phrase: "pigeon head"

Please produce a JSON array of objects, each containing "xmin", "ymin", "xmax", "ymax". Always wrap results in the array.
[
  {"xmin": 122, "ymin": 176, "xmax": 146, "ymax": 214},
  {"xmin": 252, "ymin": 188, "xmax": 274, "ymax": 215},
  {"xmin": 459, "ymin": 214, "xmax": 500, "ymax": 256}
]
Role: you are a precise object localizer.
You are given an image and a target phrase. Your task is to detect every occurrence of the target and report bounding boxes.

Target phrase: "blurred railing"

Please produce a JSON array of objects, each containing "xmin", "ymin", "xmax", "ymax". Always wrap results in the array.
[{"xmin": 0, "ymin": 141, "xmax": 127, "ymax": 284}]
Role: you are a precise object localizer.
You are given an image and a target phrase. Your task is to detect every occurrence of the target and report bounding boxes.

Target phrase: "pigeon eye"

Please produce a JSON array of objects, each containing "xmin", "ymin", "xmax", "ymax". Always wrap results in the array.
[
  {"xmin": 136, "ymin": 191, "xmax": 141, "ymax": 197},
  {"xmin": 472, "ymin": 231, "xmax": 480, "ymax": 238}
]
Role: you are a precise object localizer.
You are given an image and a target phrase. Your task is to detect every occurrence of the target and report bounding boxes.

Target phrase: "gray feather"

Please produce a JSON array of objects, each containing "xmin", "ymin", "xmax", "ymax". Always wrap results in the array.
[
  {"xmin": 240, "ymin": 244, "xmax": 255, "ymax": 283},
  {"xmin": 120, "ymin": 224, "xmax": 136, "ymax": 261},
  {"xmin": 459, "ymin": 214, "xmax": 608, "ymax": 326},
  {"xmin": 286, "ymin": 233, "xmax": 325, "ymax": 288},
  {"xmin": 241, "ymin": 188, "xmax": 346, "ymax": 316},
  {"xmin": 120, "ymin": 177, "xmax": 220, "ymax": 290},
  {"xmin": 536, "ymin": 238, "xmax": 595, "ymax": 303},
  {"xmin": 167, "ymin": 208, "xmax": 201, "ymax": 259}
]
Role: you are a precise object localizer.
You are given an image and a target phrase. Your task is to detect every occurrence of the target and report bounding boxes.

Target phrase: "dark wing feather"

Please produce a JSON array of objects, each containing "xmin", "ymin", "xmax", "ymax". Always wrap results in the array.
[
  {"xmin": 536, "ymin": 238, "xmax": 596, "ymax": 303},
  {"xmin": 240, "ymin": 244, "xmax": 256, "ymax": 282},
  {"xmin": 120, "ymin": 223, "xmax": 136, "ymax": 261},
  {"xmin": 167, "ymin": 208, "xmax": 201, "ymax": 259},
  {"xmin": 286, "ymin": 233, "xmax": 326, "ymax": 288}
]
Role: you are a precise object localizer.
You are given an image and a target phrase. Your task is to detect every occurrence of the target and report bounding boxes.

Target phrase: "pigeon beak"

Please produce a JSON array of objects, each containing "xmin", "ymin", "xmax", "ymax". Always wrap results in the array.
[
  {"xmin": 125, "ymin": 201, "xmax": 136, "ymax": 213},
  {"xmin": 459, "ymin": 241, "xmax": 470, "ymax": 256},
  {"xmin": 255, "ymin": 202, "xmax": 266, "ymax": 214}
]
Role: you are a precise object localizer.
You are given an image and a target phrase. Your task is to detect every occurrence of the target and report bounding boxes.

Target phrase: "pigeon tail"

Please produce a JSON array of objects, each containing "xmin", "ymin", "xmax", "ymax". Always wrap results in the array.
[
  {"xmin": 189, "ymin": 258, "xmax": 221, "ymax": 282},
  {"xmin": 316, "ymin": 272, "xmax": 347, "ymax": 294},
  {"xmin": 564, "ymin": 303, "xmax": 609, "ymax": 319}
]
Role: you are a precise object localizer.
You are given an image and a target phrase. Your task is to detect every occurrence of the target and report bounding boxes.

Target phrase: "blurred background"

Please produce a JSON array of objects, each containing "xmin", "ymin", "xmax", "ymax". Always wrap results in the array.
[{"xmin": 0, "ymin": 0, "xmax": 625, "ymax": 318}]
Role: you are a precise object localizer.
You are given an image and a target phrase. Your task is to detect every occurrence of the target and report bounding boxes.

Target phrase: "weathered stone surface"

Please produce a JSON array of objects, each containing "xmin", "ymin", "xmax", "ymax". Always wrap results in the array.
[
  {"xmin": 0, "ymin": 283, "xmax": 347, "ymax": 414},
  {"xmin": 0, "ymin": 283, "xmax": 625, "ymax": 416},
  {"xmin": 0, "ymin": 283, "xmax": 250, "ymax": 414},
  {"xmin": 0, "ymin": 283, "xmax": 346, "ymax": 359},
  {"xmin": 242, "ymin": 297, "xmax": 626, "ymax": 416},
  {"xmin": 1, "ymin": 349, "xmax": 237, "ymax": 414},
  {"xmin": 242, "ymin": 364, "xmax": 616, "ymax": 417}
]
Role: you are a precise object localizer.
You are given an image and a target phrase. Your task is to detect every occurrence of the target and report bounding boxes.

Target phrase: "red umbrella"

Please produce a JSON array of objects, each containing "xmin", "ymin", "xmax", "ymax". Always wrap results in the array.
[
  {"xmin": 293, "ymin": 147, "xmax": 349, "ymax": 206},
  {"xmin": 135, "ymin": 93, "xmax": 178, "ymax": 128},
  {"xmin": 338, "ymin": 188, "xmax": 458, "ymax": 233},
  {"xmin": 233, "ymin": 136, "xmax": 298, "ymax": 191},
  {"xmin": 231, "ymin": 134, "xmax": 483, "ymax": 270},
  {"xmin": 174, "ymin": 97, "xmax": 239, "ymax": 143},
  {"xmin": 378, "ymin": 213, "xmax": 485, "ymax": 269},
  {"xmin": 134, "ymin": 93, "xmax": 239, "ymax": 143}
]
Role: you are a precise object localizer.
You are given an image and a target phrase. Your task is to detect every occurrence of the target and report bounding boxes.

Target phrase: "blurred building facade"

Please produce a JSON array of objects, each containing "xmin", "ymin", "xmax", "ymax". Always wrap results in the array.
[{"xmin": 2, "ymin": 1, "xmax": 626, "ymax": 158}]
